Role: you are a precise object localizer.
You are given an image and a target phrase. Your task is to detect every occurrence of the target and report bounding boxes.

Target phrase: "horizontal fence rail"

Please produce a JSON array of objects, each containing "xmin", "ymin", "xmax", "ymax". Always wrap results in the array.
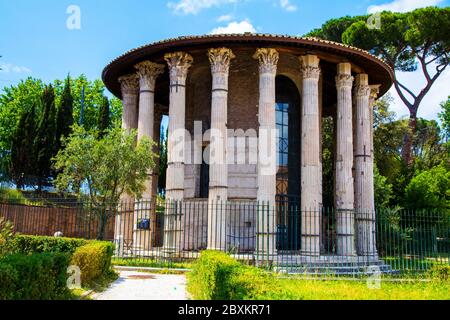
[{"xmin": 0, "ymin": 198, "xmax": 448, "ymax": 276}]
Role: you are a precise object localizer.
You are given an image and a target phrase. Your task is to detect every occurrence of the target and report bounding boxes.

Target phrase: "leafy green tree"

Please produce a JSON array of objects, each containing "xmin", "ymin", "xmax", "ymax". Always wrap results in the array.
[
  {"xmin": 34, "ymin": 85, "xmax": 57, "ymax": 189},
  {"xmin": 307, "ymin": 7, "xmax": 450, "ymax": 166},
  {"xmin": 374, "ymin": 166, "xmax": 393, "ymax": 208},
  {"xmin": 158, "ymin": 126, "xmax": 168, "ymax": 194},
  {"xmin": 97, "ymin": 96, "xmax": 110, "ymax": 138},
  {"xmin": 55, "ymin": 76, "xmax": 74, "ymax": 153},
  {"xmin": 307, "ymin": 15, "xmax": 366, "ymax": 42},
  {"xmin": 0, "ymin": 78, "xmax": 44, "ymax": 181},
  {"xmin": 54, "ymin": 75, "xmax": 122, "ymax": 131},
  {"xmin": 438, "ymin": 96, "xmax": 450, "ymax": 142},
  {"xmin": 53, "ymin": 125, "xmax": 156, "ymax": 239},
  {"xmin": 412, "ymin": 119, "xmax": 446, "ymax": 171},
  {"xmin": 404, "ymin": 164, "xmax": 450, "ymax": 210},
  {"xmin": 10, "ymin": 102, "xmax": 38, "ymax": 189},
  {"xmin": 322, "ymin": 116, "xmax": 334, "ymax": 208}
]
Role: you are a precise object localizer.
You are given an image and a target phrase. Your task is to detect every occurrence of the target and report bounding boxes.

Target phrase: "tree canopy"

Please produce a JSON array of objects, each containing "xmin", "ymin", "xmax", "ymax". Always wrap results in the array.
[
  {"xmin": 307, "ymin": 6, "xmax": 450, "ymax": 165},
  {"xmin": 0, "ymin": 75, "xmax": 123, "ymax": 188}
]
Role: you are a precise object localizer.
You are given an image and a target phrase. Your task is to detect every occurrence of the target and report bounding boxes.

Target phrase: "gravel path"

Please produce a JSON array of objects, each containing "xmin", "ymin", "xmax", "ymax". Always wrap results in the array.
[{"xmin": 93, "ymin": 271, "xmax": 188, "ymax": 300}]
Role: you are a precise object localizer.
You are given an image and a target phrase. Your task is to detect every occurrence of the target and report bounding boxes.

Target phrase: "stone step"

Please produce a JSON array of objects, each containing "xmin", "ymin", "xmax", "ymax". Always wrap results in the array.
[{"xmin": 275, "ymin": 264, "xmax": 400, "ymax": 276}]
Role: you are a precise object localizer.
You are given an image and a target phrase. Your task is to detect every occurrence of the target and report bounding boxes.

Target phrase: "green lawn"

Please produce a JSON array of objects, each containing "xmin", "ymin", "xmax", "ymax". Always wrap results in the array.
[{"xmin": 277, "ymin": 278, "xmax": 450, "ymax": 300}]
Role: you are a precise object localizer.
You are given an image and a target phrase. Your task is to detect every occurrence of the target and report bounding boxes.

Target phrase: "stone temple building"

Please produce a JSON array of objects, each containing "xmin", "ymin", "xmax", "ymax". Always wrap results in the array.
[{"xmin": 102, "ymin": 34, "xmax": 393, "ymax": 264}]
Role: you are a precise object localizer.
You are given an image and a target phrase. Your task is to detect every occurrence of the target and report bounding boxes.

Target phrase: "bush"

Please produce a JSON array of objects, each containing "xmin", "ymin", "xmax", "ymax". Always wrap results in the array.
[
  {"xmin": 428, "ymin": 265, "xmax": 450, "ymax": 282},
  {"xmin": 71, "ymin": 241, "xmax": 114, "ymax": 286},
  {"xmin": 188, "ymin": 250, "xmax": 240, "ymax": 300},
  {"xmin": 405, "ymin": 164, "xmax": 450, "ymax": 210},
  {"xmin": 9, "ymin": 235, "xmax": 87, "ymax": 255},
  {"xmin": 188, "ymin": 251, "xmax": 289, "ymax": 300},
  {"xmin": 0, "ymin": 252, "xmax": 70, "ymax": 300},
  {"xmin": 0, "ymin": 217, "xmax": 15, "ymax": 257}
]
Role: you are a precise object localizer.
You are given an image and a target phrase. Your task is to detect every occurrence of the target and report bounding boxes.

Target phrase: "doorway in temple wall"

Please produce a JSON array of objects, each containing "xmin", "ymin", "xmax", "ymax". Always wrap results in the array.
[{"xmin": 275, "ymin": 75, "xmax": 301, "ymax": 251}]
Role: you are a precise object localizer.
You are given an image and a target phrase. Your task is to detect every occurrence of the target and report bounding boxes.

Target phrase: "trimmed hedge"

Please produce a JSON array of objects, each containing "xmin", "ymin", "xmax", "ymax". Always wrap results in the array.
[
  {"xmin": 187, "ymin": 251, "xmax": 289, "ymax": 300},
  {"xmin": 71, "ymin": 241, "xmax": 114, "ymax": 285},
  {"xmin": 9, "ymin": 235, "xmax": 87, "ymax": 255},
  {"xmin": 0, "ymin": 253, "xmax": 70, "ymax": 300},
  {"xmin": 2, "ymin": 235, "xmax": 115, "ymax": 292}
]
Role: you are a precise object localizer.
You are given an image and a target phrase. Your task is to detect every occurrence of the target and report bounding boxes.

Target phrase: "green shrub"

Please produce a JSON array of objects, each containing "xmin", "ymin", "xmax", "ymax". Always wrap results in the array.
[
  {"xmin": 0, "ymin": 252, "xmax": 70, "ymax": 300},
  {"xmin": 405, "ymin": 164, "xmax": 450, "ymax": 210},
  {"xmin": 9, "ymin": 235, "xmax": 87, "ymax": 255},
  {"xmin": 0, "ymin": 217, "xmax": 15, "ymax": 257},
  {"xmin": 428, "ymin": 265, "xmax": 450, "ymax": 282},
  {"xmin": 188, "ymin": 250, "xmax": 240, "ymax": 300},
  {"xmin": 227, "ymin": 265, "xmax": 291, "ymax": 300},
  {"xmin": 0, "ymin": 262, "xmax": 17, "ymax": 299},
  {"xmin": 188, "ymin": 251, "xmax": 290, "ymax": 300},
  {"xmin": 70, "ymin": 241, "xmax": 114, "ymax": 286}
]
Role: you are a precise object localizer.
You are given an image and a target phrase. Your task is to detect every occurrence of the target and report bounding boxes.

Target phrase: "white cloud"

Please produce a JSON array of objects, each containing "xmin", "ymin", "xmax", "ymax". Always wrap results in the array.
[
  {"xmin": 367, "ymin": 0, "xmax": 443, "ymax": 14},
  {"xmin": 217, "ymin": 14, "xmax": 233, "ymax": 22},
  {"xmin": 168, "ymin": 0, "xmax": 237, "ymax": 15},
  {"xmin": 279, "ymin": 0, "xmax": 297, "ymax": 12},
  {"xmin": 209, "ymin": 19, "xmax": 257, "ymax": 34},
  {"xmin": 0, "ymin": 63, "xmax": 32, "ymax": 74},
  {"xmin": 387, "ymin": 67, "xmax": 449, "ymax": 120}
]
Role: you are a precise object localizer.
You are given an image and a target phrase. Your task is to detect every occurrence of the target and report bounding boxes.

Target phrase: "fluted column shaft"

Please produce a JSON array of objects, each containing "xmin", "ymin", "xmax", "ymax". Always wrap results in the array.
[
  {"xmin": 163, "ymin": 52, "xmax": 193, "ymax": 253},
  {"xmin": 135, "ymin": 61, "xmax": 165, "ymax": 200},
  {"xmin": 300, "ymin": 55, "xmax": 322, "ymax": 256},
  {"xmin": 354, "ymin": 74, "xmax": 376, "ymax": 257},
  {"xmin": 207, "ymin": 48, "xmax": 234, "ymax": 250},
  {"xmin": 115, "ymin": 74, "xmax": 139, "ymax": 252},
  {"xmin": 164, "ymin": 52, "xmax": 193, "ymax": 201},
  {"xmin": 335, "ymin": 63, "xmax": 356, "ymax": 256},
  {"xmin": 253, "ymin": 48, "xmax": 279, "ymax": 258}
]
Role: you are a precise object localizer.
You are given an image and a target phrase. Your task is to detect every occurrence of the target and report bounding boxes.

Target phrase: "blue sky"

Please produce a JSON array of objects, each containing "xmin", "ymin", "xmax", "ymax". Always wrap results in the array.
[{"xmin": 0, "ymin": 0, "xmax": 449, "ymax": 120}]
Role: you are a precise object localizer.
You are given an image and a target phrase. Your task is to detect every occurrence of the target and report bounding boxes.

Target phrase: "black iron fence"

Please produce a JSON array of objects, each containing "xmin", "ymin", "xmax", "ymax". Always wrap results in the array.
[{"xmin": 0, "ymin": 198, "xmax": 448, "ymax": 276}]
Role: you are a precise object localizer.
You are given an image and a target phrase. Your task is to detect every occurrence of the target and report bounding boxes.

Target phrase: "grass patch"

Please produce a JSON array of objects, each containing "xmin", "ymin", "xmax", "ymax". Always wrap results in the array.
[
  {"xmin": 187, "ymin": 251, "xmax": 450, "ymax": 300},
  {"xmin": 277, "ymin": 278, "xmax": 450, "ymax": 300},
  {"xmin": 112, "ymin": 257, "xmax": 192, "ymax": 270}
]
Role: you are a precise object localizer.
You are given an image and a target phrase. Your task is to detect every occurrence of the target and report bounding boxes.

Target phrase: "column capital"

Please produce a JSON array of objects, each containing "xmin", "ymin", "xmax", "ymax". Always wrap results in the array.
[
  {"xmin": 336, "ymin": 74, "xmax": 354, "ymax": 89},
  {"xmin": 253, "ymin": 48, "xmax": 279, "ymax": 75},
  {"xmin": 208, "ymin": 48, "xmax": 235, "ymax": 74},
  {"xmin": 336, "ymin": 62, "xmax": 354, "ymax": 88},
  {"xmin": 164, "ymin": 52, "xmax": 193, "ymax": 81},
  {"xmin": 135, "ymin": 61, "xmax": 165, "ymax": 91},
  {"xmin": 300, "ymin": 55, "xmax": 321, "ymax": 80},
  {"xmin": 370, "ymin": 84, "xmax": 381, "ymax": 100},
  {"xmin": 118, "ymin": 73, "xmax": 139, "ymax": 95},
  {"xmin": 354, "ymin": 75, "xmax": 370, "ymax": 97}
]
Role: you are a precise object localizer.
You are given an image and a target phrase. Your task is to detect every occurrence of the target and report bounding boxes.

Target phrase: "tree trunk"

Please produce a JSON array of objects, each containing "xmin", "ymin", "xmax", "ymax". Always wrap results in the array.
[{"xmin": 401, "ymin": 111, "xmax": 418, "ymax": 168}]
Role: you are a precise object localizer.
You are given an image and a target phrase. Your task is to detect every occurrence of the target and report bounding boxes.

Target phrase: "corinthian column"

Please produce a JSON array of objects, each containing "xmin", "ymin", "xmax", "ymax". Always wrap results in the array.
[
  {"xmin": 119, "ymin": 74, "xmax": 139, "ymax": 133},
  {"xmin": 164, "ymin": 52, "xmax": 193, "ymax": 201},
  {"xmin": 207, "ymin": 48, "xmax": 235, "ymax": 250},
  {"xmin": 116, "ymin": 74, "xmax": 139, "ymax": 255},
  {"xmin": 300, "ymin": 55, "xmax": 322, "ymax": 256},
  {"xmin": 135, "ymin": 61, "xmax": 165, "ymax": 199},
  {"xmin": 133, "ymin": 61, "xmax": 164, "ymax": 251},
  {"xmin": 353, "ymin": 74, "xmax": 376, "ymax": 257},
  {"xmin": 335, "ymin": 63, "xmax": 356, "ymax": 256},
  {"xmin": 253, "ymin": 48, "xmax": 279, "ymax": 258},
  {"xmin": 163, "ymin": 52, "xmax": 193, "ymax": 253}
]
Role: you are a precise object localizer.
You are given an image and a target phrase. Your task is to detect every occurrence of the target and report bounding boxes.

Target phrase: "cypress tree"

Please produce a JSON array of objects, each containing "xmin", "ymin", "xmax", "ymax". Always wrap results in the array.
[
  {"xmin": 34, "ymin": 84, "xmax": 57, "ymax": 189},
  {"xmin": 98, "ymin": 96, "xmax": 110, "ymax": 139},
  {"xmin": 55, "ymin": 75, "xmax": 74, "ymax": 153},
  {"xmin": 10, "ymin": 102, "xmax": 37, "ymax": 189}
]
